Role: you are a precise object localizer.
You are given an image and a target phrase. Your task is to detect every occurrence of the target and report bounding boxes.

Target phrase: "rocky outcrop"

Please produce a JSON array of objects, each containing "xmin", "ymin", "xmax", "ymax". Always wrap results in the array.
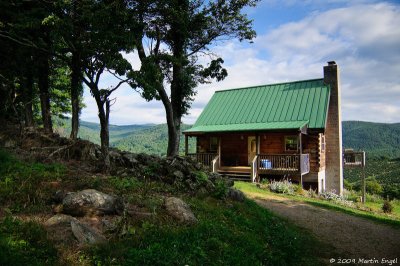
[
  {"xmin": 62, "ymin": 189, "xmax": 123, "ymax": 217},
  {"xmin": 164, "ymin": 197, "xmax": 198, "ymax": 225}
]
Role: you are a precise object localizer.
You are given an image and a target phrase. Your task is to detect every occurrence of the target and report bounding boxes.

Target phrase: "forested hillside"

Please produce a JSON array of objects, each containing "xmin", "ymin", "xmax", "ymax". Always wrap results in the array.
[
  {"xmin": 54, "ymin": 117, "xmax": 194, "ymax": 156},
  {"xmin": 343, "ymin": 121, "xmax": 400, "ymax": 159}
]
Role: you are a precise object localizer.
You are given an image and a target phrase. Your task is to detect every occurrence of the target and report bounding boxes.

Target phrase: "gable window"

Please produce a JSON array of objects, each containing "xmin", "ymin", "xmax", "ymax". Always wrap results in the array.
[
  {"xmin": 285, "ymin": 136, "xmax": 298, "ymax": 151},
  {"xmin": 210, "ymin": 137, "xmax": 218, "ymax": 152}
]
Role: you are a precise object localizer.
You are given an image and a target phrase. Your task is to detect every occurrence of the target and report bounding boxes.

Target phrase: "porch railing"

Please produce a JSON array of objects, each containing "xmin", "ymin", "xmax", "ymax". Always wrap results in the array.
[
  {"xmin": 257, "ymin": 154, "xmax": 310, "ymax": 175},
  {"xmin": 187, "ymin": 153, "xmax": 217, "ymax": 168}
]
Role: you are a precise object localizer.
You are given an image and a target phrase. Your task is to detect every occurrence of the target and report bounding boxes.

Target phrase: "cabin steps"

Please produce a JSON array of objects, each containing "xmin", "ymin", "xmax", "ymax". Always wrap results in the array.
[{"xmin": 217, "ymin": 171, "xmax": 252, "ymax": 181}]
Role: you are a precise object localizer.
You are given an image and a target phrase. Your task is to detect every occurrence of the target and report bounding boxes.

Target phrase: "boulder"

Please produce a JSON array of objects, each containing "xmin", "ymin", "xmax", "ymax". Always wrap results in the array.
[
  {"xmin": 71, "ymin": 220, "xmax": 107, "ymax": 244},
  {"xmin": 62, "ymin": 189, "xmax": 122, "ymax": 216},
  {"xmin": 45, "ymin": 214, "xmax": 78, "ymax": 227},
  {"xmin": 164, "ymin": 197, "xmax": 198, "ymax": 224},
  {"xmin": 228, "ymin": 188, "xmax": 245, "ymax": 202}
]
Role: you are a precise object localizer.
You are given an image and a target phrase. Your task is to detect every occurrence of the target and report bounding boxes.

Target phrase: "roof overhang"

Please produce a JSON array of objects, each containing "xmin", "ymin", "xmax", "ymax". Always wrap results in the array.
[{"xmin": 184, "ymin": 121, "xmax": 309, "ymax": 134}]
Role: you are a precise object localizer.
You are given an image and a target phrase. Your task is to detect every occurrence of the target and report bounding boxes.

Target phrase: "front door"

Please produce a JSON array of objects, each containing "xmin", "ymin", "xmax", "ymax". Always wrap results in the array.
[{"xmin": 248, "ymin": 136, "xmax": 256, "ymax": 165}]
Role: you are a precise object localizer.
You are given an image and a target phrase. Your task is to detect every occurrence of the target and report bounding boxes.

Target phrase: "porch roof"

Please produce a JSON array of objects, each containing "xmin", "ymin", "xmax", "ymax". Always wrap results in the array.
[
  {"xmin": 185, "ymin": 121, "xmax": 309, "ymax": 133},
  {"xmin": 185, "ymin": 78, "xmax": 330, "ymax": 133}
]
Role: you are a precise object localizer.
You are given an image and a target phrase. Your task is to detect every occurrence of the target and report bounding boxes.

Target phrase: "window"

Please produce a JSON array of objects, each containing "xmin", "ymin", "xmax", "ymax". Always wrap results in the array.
[
  {"xmin": 210, "ymin": 137, "xmax": 218, "ymax": 152},
  {"xmin": 285, "ymin": 136, "xmax": 298, "ymax": 151}
]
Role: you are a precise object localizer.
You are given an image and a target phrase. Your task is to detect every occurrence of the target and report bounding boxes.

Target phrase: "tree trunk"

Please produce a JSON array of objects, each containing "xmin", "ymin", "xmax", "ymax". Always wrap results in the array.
[
  {"xmin": 70, "ymin": 52, "xmax": 81, "ymax": 139},
  {"xmin": 92, "ymin": 85, "xmax": 110, "ymax": 173},
  {"xmin": 167, "ymin": 112, "xmax": 181, "ymax": 157},
  {"xmin": 167, "ymin": 4, "xmax": 186, "ymax": 157},
  {"xmin": 98, "ymin": 107, "xmax": 110, "ymax": 172},
  {"xmin": 38, "ymin": 55, "xmax": 53, "ymax": 133},
  {"xmin": 23, "ymin": 64, "xmax": 34, "ymax": 127},
  {"xmin": 158, "ymin": 88, "xmax": 180, "ymax": 157}
]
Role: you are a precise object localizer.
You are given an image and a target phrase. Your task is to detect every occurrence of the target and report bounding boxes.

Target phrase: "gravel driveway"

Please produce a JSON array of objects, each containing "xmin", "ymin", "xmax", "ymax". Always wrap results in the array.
[{"xmin": 250, "ymin": 195, "xmax": 400, "ymax": 263}]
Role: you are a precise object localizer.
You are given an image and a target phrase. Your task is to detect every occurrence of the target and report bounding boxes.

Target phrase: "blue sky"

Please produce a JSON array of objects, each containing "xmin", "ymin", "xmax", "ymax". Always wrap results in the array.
[{"xmin": 81, "ymin": 0, "xmax": 400, "ymax": 125}]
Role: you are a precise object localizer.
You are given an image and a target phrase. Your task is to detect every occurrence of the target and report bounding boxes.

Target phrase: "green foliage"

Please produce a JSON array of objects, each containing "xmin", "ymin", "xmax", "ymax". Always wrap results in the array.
[
  {"xmin": 86, "ymin": 198, "xmax": 322, "ymax": 265},
  {"xmin": 213, "ymin": 179, "xmax": 228, "ymax": 199},
  {"xmin": 194, "ymin": 171, "xmax": 208, "ymax": 184},
  {"xmin": 109, "ymin": 176, "xmax": 141, "ymax": 192},
  {"xmin": 382, "ymin": 201, "xmax": 394, "ymax": 213},
  {"xmin": 383, "ymin": 184, "xmax": 400, "ymax": 200},
  {"xmin": 366, "ymin": 177, "xmax": 383, "ymax": 195},
  {"xmin": 0, "ymin": 217, "xmax": 58, "ymax": 265},
  {"xmin": 343, "ymin": 179, "xmax": 353, "ymax": 190},
  {"xmin": 352, "ymin": 176, "xmax": 383, "ymax": 195},
  {"xmin": 0, "ymin": 149, "xmax": 64, "ymax": 212}
]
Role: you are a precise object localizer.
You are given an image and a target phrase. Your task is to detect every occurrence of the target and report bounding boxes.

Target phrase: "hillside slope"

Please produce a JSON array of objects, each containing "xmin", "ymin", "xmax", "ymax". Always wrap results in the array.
[{"xmin": 343, "ymin": 121, "xmax": 400, "ymax": 159}]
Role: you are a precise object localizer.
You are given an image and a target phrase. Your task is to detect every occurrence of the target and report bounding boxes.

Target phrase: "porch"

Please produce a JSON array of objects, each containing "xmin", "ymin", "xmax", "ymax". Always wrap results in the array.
[{"xmin": 187, "ymin": 153, "xmax": 310, "ymax": 182}]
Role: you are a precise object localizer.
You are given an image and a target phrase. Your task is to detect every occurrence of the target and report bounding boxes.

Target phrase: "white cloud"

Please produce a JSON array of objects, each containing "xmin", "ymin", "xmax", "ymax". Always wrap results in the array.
[
  {"xmin": 186, "ymin": 2, "xmax": 400, "ymax": 124},
  {"xmin": 81, "ymin": 2, "xmax": 400, "ymax": 125}
]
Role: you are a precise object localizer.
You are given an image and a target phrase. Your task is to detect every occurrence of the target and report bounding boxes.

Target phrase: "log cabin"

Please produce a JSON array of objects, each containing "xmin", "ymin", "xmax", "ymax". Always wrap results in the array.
[{"xmin": 184, "ymin": 62, "xmax": 343, "ymax": 194}]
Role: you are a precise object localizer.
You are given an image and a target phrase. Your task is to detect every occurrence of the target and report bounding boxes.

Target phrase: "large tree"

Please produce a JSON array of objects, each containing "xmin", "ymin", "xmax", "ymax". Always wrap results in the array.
[
  {"xmin": 74, "ymin": 0, "xmax": 136, "ymax": 171},
  {"xmin": 129, "ymin": 0, "xmax": 258, "ymax": 156}
]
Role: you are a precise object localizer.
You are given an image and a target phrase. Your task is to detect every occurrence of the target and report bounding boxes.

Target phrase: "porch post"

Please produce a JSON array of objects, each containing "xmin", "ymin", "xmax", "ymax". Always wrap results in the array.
[
  {"xmin": 299, "ymin": 132, "xmax": 303, "ymax": 188},
  {"xmin": 185, "ymin": 134, "xmax": 188, "ymax": 156},
  {"xmin": 218, "ymin": 137, "xmax": 221, "ymax": 168}
]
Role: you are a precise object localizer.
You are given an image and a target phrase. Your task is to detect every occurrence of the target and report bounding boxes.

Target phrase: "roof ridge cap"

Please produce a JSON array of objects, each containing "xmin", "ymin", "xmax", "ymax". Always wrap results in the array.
[{"xmin": 215, "ymin": 78, "xmax": 324, "ymax": 93}]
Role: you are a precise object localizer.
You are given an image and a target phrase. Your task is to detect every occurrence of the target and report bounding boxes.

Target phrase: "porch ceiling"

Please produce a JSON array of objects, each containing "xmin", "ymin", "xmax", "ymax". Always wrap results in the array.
[{"xmin": 184, "ymin": 121, "xmax": 309, "ymax": 133}]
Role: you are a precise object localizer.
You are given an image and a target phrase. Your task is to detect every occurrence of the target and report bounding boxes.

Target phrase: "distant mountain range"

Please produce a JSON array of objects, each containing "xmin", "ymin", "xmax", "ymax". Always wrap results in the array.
[
  {"xmin": 342, "ymin": 121, "xmax": 400, "ymax": 159},
  {"xmin": 54, "ymin": 118, "xmax": 400, "ymax": 159},
  {"xmin": 53, "ymin": 118, "xmax": 194, "ymax": 156}
]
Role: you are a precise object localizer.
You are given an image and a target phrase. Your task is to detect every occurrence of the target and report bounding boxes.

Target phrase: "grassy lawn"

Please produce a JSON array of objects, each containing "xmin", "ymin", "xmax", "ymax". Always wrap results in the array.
[{"xmin": 235, "ymin": 181, "xmax": 400, "ymax": 228}]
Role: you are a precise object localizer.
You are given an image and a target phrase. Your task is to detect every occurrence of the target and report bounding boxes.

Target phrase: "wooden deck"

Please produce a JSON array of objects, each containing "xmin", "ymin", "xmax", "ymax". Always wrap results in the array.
[{"xmin": 186, "ymin": 153, "xmax": 310, "ymax": 182}]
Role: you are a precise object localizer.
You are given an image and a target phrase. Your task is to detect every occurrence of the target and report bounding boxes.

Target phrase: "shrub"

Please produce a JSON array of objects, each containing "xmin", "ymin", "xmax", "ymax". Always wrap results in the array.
[
  {"xmin": 195, "ymin": 171, "xmax": 208, "ymax": 184},
  {"xmin": 213, "ymin": 179, "xmax": 228, "ymax": 199},
  {"xmin": 306, "ymin": 188, "xmax": 317, "ymax": 198},
  {"xmin": 382, "ymin": 200, "xmax": 393, "ymax": 213},
  {"xmin": 383, "ymin": 184, "xmax": 400, "ymax": 200},
  {"xmin": 269, "ymin": 180, "xmax": 295, "ymax": 195},
  {"xmin": 293, "ymin": 184, "xmax": 304, "ymax": 195},
  {"xmin": 365, "ymin": 176, "xmax": 383, "ymax": 195},
  {"xmin": 343, "ymin": 189, "xmax": 361, "ymax": 202},
  {"xmin": 343, "ymin": 179, "xmax": 353, "ymax": 190}
]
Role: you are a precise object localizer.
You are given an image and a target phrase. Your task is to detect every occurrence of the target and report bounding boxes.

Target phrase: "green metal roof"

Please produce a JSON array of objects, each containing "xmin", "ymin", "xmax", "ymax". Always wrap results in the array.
[{"xmin": 185, "ymin": 79, "xmax": 330, "ymax": 133}]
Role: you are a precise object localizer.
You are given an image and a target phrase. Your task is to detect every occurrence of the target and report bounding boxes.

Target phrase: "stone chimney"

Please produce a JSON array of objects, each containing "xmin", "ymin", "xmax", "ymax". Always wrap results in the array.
[{"xmin": 324, "ymin": 61, "xmax": 343, "ymax": 195}]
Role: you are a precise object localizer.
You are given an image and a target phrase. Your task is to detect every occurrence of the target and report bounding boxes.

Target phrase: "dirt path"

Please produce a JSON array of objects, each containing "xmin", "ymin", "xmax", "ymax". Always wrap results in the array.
[{"xmin": 250, "ymin": 194, "xmax": 400, "ymax": 262}]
